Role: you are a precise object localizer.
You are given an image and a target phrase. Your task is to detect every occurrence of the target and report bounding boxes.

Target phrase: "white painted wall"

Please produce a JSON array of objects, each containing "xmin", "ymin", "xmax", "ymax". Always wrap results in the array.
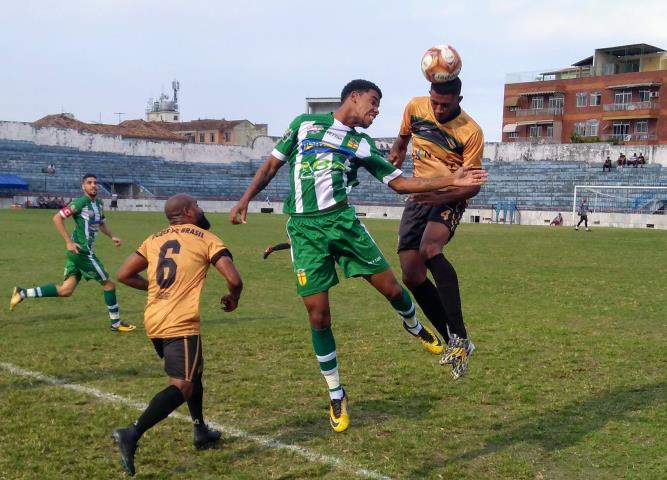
[{"xmin": 3, "ymin": 120, "xmax": 667, "ymax": 167}]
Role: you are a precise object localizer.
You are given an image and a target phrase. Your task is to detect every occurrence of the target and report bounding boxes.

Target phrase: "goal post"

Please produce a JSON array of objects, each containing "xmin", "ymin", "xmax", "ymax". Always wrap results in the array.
[{"xmin": 572, "ymin": 185, "xmax": 667, "ymax": 224}]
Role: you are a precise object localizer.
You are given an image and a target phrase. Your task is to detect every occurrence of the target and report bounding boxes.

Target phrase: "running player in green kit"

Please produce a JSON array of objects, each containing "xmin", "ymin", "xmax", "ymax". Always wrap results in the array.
[
  {"xmin": 10, "ymin": 173, "xmax": 136, "ymax": 333},
  {"xmin": 230, "ymin": 80, "xmax": 487, "ymax": 432}
]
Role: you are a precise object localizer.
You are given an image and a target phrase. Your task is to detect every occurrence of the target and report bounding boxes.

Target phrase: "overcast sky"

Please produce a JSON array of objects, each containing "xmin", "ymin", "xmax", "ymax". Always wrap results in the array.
[{"xmin": 1, "ymin": 0, "xmax": 666, "ymax": 141}]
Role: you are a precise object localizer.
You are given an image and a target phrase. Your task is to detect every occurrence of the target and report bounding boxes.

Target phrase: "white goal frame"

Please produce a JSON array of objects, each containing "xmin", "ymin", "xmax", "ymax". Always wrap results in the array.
[{"xmin": 572, "ymin": 185, "xmax": 667, "ymax": 223}]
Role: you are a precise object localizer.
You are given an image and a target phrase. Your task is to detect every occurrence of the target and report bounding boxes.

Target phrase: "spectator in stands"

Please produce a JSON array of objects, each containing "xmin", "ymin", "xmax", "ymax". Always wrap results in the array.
[
  {"xmin": 617, "ymin": 153, "xmax": 626, "ymax": 168},
  {"xmin": 550, "ymin": 212, "xmax": 563, "ymax": 226},
  {"xmin": 638, "ymin": 153, "xmax": 646, "ymax": 167},
  {"xmin": 46, "ymin": 163, "xmax": 56, "ymax": 174},
  {"xmin": 575, "ymin": 198, "xmax": 590, "ymax": 231},
  {"xmin": 38, "ymin": 196, "xmax": 47, "ymax": 209},
  {"xmin": 602, "ymin": 156, "xmax": 612, "ymax": 172},
  {"xmin": 24, "ymin": 198, "xmax": 33, "ymax": 209},
  {"xmin": 629, "ymin": 153, "xmax": 638, "ymax": 167}
]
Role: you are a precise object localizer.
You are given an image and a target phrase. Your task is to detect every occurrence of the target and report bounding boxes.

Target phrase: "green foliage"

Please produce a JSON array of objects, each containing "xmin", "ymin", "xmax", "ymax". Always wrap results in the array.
[
  {"xmin": 1, "ymin": 210, "xmax": 666, "ymax": 479},
  {"xmin": 570, "ymin": 133, "xmax": 603, "ymax": 144}
]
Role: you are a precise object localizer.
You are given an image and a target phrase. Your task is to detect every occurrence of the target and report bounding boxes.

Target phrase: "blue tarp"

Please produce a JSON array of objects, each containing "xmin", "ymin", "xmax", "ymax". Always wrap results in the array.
[{"xmin": 0, "ymin": 174, "xmax": 29, "ymax": 190}]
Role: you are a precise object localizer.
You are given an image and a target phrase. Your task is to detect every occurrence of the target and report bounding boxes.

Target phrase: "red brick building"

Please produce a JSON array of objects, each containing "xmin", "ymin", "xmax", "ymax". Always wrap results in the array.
[{"xmin": 502, "ymin": 44, "xmax": 667, "ymax": 145}]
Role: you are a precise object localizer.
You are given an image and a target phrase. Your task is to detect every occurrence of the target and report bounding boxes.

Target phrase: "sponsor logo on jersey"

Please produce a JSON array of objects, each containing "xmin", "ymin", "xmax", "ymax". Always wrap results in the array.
[
  {"xmin": 367, "ymin": 256, "xmax": 382, "ymax": 265},
  {"xmin": 280, "ymin": 127, "xmax": 294, "ymax": 142},
  {"xmin": 346, "ymin": 139, "xmax": 359, "ymax": 149},
  {"xmin": 296, "ymin": 269, "xmax": 307, "ymax": 286}
]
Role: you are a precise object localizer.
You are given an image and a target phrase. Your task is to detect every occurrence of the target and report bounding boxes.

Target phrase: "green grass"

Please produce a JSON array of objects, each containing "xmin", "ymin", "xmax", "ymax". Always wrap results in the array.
[{"xmin": 0, "ymin": 208, "xmax": 666, "ymax": 479}]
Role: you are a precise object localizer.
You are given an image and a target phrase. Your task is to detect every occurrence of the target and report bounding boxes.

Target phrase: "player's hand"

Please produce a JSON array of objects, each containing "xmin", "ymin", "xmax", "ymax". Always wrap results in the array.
[
  {"xmin": 220, "ymin": 294, "xmax": 239, "ymax": 312},
  {"xmin": 229, "ymin": 202, "xmax": 248, "ymax": 225},
  {"xmin": 388, "ymin": 152, "xmax": 404, "ymax": 168},
  {"xmin": 451, "ymin": 167, "xmax": 488, "ymax": 187},
  {"xmin": 111, "ymin": 236, "xmax": 122, "ymax": 247},
  {"xmin": 66, "ymin": 240, "xmax": 81, "ymax": 253}
]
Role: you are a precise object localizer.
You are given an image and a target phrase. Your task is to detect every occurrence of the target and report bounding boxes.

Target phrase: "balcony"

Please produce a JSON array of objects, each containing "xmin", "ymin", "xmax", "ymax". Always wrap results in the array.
[
  {"xmin": 506, "ymin": 135, "xmax": 558, "ymax": 144},
  {"xmin": 603, "ymin": 101, "xmax": 660, "ymax": 112},
  {"xmin": 514, "ymin": 107, "xmax": 564, "ymax": 117},
  {"xmin": 603, "ymin": 132, "xmax": 657, "ymax": 142}
]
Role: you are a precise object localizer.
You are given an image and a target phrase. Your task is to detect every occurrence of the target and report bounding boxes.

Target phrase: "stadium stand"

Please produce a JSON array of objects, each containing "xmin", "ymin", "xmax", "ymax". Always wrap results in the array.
[{"xmin": 1, "ymin": 139, "xmax": 666, "ymax": 211}]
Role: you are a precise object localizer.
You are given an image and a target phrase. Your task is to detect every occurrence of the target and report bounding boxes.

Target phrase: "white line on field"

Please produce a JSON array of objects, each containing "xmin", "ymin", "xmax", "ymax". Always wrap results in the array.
[{"xmin": 0, "ymin": 362, "xmax": 391, "ymax": 480}]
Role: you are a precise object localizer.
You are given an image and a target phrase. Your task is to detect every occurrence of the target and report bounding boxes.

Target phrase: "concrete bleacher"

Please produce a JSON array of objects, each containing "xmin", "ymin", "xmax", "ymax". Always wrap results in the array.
[{"xmin": 2, "ymin": 139, "xmax": 666, "ymax": 212}]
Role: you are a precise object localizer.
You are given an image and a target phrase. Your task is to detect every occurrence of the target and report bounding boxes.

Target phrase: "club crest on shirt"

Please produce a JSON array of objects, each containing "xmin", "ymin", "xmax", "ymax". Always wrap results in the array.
[
  {"xmin": 346, "ymin": 138, "xmax": 359, "ymax": 149},
  {"xmin": 296, "ymin": 269, "xmax": 307, "ymax": 286}
]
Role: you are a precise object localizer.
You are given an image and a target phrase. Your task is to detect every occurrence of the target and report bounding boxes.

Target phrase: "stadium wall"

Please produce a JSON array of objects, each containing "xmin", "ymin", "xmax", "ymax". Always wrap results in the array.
[{"xmin": 3, "ymin": 120, "xmax": 667, "ymax": 167}]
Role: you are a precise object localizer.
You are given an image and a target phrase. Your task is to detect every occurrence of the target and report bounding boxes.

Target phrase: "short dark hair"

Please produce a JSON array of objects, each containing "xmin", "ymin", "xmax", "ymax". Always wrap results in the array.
[
  {"xmin": 341, "ymin": 79, "xmax": 382, "ymax": 103},
  {"xmin": 430, "ymin": 77, "xmax": 462, "ymax": 96},
  {"xmin": 82, "ymin": 173, "xmax": 97, "ymax": 182}
]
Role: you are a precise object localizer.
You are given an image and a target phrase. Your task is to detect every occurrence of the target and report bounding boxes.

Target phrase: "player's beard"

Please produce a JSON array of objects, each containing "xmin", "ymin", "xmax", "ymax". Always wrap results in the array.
[{"xmin": 196, "ymin": 213, "xmax": 211, "ymax": 230}]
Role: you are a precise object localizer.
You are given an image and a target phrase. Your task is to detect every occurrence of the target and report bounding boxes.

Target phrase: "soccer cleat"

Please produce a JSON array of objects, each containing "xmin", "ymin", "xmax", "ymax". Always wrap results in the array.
[
  {"xmin": 112, "ymin": 427, "xmax": 139, "ymax": 476},
  {"xmin": 193, "ymin": 424, "xmax": 222, "ymax": 450},
  {"xmin": 403, "ymin": 322, "xmax": 444, "ymax": 355},
  {"xmin": 440, "ymin": 334, "xmax": 476, "ymax": 380},
  {"xmin": 329, "ymin": 390, "xmax": 350, "ymax": 433},
  {"xmin": 9, "ymin": 287, "xmax": 23, "ymax": 311},
  {"xmin": 262, "ymin": 246, "xmax": 273, "ymax": 260},
  {"xmin": 575, "ymin": 227, "xmax": 579, "ymax": 231},
  {"xmin": 110, "ymin": 322, "xmax": 136, "ymax": 333}
]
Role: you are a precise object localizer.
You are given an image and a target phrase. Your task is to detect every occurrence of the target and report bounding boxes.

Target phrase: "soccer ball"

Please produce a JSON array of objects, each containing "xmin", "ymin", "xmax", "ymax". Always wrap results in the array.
[{"xmin": 421, "ymin": 45, "xmax": 462, "ymax": 83}]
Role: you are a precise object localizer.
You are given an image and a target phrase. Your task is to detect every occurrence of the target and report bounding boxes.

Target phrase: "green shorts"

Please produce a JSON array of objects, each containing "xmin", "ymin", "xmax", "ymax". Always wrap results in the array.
[
  {"xmin": 286, "ymin": 206, "xmax": 390, "ymax": 297},
  {"xmin": 63, "ymin": 250, "xmax": 110, "ymax": 283}
]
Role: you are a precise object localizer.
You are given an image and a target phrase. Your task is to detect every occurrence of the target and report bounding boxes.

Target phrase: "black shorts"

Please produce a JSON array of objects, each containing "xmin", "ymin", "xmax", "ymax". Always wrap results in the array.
[
  {"xmin": 110, "ymin": 200, "xmax": 118, "ymax": 208},
  {"xmin": 397, "ymin": 199, "xmax": 467, "ymax": 252},
  {"xmin": 152, "ymin": 335, "xmax": 203, "ymax": 381}
]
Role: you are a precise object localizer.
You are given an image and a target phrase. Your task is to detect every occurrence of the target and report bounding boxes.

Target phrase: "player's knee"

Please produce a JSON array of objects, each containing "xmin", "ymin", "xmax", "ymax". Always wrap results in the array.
[
  {"xmin": 401, "ymin": 271, "xmax": 425, "ymax": 289},
  {"xmin": 419, "ymin": 243, "xmax": 442, "ymax": 260},
  {"xmin": 307, "ymin": 310, "xmax": 331, "ymax": 329},
  {"xmin": 171, "ymin": 379, "xmax": 193, "ymax": 400},
  {"xmin": 102, "ymin": 279, "xmax": 115, "ymax": 290},
  {"xmin": 57, "ymin": 285, "xmax": 74, "ymax": 297}
]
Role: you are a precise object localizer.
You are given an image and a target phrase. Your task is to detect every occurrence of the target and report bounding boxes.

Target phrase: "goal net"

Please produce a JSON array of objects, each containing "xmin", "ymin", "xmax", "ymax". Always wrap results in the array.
[{"xmin": 572, "ymin": 185, "xmax": 667, "ymax": 221}]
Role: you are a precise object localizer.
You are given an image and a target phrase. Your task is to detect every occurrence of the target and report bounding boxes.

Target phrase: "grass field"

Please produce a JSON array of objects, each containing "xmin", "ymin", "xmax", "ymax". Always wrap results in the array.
[{"xmin": 0, "ymin": 208, "xmax": 665, "ymax": 479}]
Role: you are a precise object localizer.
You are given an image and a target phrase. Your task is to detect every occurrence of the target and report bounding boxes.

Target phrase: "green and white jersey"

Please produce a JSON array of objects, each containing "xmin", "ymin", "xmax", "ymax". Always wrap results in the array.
[
  {"xmin": 59, "ymin": 195, "xmax": 106, "ymax": 254},
  {"xmin": 272, "ymin": 113, "xmax": 402, "ymax": 215}
]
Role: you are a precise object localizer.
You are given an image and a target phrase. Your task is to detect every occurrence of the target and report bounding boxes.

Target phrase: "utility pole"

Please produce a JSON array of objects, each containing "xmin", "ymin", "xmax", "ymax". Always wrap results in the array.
[{"xmin": 113, "ymin": 112, "xmax": 126, "ymax": 124}]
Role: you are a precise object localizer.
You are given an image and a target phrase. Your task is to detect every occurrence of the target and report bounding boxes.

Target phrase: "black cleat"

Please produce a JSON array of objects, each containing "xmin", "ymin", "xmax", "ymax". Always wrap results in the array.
[
  {"xmin": 194, "ymin": 424, "xmax": 222, "ymax": 450},
  {"xmin": 112, "ymin": 427, "xmax": 139, "ymax": 476}
]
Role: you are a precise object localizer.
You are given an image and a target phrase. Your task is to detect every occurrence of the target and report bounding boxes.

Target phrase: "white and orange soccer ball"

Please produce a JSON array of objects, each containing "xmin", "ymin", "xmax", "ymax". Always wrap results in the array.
[{"xmin": 420, "ymin": 45, "xmax": 462, "ymax": 83}]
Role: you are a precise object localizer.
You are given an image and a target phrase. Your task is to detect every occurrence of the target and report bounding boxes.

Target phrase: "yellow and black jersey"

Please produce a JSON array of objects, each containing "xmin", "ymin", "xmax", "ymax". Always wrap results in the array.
[
  {"xmin": 136, "ymin": 224, "xmax": 229, "ymax": 339},
  {"xmin": 399, "ymin": 97, "xmax": 484, "ymax": 178}
]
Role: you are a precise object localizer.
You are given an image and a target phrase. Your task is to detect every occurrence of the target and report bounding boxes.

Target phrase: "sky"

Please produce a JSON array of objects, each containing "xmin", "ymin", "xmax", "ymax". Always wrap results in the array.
[{"xmin": 1, "ymin": 0, "xmax": 666, "ymax": 142}]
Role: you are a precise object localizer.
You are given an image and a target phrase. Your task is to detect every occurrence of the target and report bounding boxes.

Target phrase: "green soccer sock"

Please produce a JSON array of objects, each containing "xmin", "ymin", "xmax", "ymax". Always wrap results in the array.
[
  {"xmin": 311, "ymin": 326, "xmax": 343, "ymax": 400},
  {"xmin": 104, "ymin": 289, "xmax": 121, "ymax": 325},
  {"xmin": 390, "ymin": 287, "xmax": 422, "ymax": 334},
  {"xmin": 23, "ymin": 284, "xmax": 58, "ymax": 298}
]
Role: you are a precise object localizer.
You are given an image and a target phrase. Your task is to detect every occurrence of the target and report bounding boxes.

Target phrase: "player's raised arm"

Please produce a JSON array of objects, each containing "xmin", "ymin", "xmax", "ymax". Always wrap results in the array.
[
  {"xmin": 388, "ymin": 166, "xmax": 487, "ymax": 194},
  {"xmin": 387, "ymin": 134, "xmax": 410, "ymax": 168},
  {"xmin": 213, "ymin": 254, "xmax": 243, "ymax": 312},
  {"xmin": 229, "ymin": 155, "xmax": 284, "ymax": 225},
  {"xmin": 116, "ymin": 253, "xmax": 149, "ymax": 291}
]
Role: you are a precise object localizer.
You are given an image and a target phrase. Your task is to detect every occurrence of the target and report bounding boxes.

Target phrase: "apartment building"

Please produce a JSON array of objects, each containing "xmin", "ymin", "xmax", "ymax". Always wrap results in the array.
[{"xmin": 502, "ymin": 44, "xmax": 667, "ymax": 145}]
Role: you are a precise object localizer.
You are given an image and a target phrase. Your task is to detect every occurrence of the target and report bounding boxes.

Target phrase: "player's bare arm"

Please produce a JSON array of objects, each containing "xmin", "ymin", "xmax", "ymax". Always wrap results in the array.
[
  {"xmin": 229, "ymin": 155, "xmax": 284, "ymax": 225},
  {"xmin": 388, "ymin": 134, "xmax": 410, "ymax": 168},
  {"xmin": 99, "ymin": 222, "xmax": 122, "ymax": 247},
  {"xmin": 388, "ymin": 166, "xmax": 487, "ymax": 194},
  {"xmin": 52, "ymin": 211, "xmax": 80, "ymax": 253},
  {"xmin": 213, "ymin": 255, "xmax": 243, "ymax": 312},
  {"xmin": 116, "ymin": 253, "xmax": 149, "ymax": 291}
]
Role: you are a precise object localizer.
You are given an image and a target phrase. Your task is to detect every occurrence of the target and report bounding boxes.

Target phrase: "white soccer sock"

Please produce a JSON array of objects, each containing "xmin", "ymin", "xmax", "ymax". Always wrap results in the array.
[
  {"xmin": 403, "ymin": 315, "xmax": 423, "ymax": 335},
  {"xmin": 25, "ymin": 288, "xmax": 40, "ymax": 298}
]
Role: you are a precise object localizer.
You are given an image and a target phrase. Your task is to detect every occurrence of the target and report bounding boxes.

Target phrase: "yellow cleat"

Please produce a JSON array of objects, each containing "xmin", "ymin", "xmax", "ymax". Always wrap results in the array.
[
  {"xmin": 404, "ymin": 322, "xmax": 444, "ymax": 355},
  {"xmin": 440, "ymin": 334, "xmax": 476, "ymax": 380},
  {"xmin": 110, "ymin": 322, "xmax": 137, "ymax": 333},
  {"xmin": 329, "ymin": 391, "xmax": 349, "ymax": 433},
  {"xmin": 9, "ymin": 287, "xmax": 23, "ymax": 312}
]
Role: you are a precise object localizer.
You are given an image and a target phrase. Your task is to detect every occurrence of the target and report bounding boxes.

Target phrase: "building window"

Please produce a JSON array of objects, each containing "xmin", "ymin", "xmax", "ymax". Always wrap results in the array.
[
  {"xmin": 199, "ymin": 133, "xmax": 205, "ymax": 143},
  {"xmin": 224, "ymin": 132, "xmax": 231, "ymax": 142},
  {"xmin": 531, "ymin": 97, "xmax": 544, "ymax": 109},
  {"xmin": 576, "ymin": 93, "xmax": 588, "ymax": 107},
  {"xmin": 590, "ymin": 92, "xmax": 601, "ymax": 106},
  {"xmin": 209, "ymin": 133, "xmax": 216, "ymax": 143},
  {"xmin": 638, "ymin": 90, "xmax": 650, "ymax": 102},
  {"xmin": 546, "ymin": 125, "xmax": 554, "ymax": 137},
  {"xmin": 603, "ymin": 63, "xmax": 615, "ymax": 75},
  {"xmin": 529, "ymin": 125, "xmax": 542, "ymax": 137},
  {"xmin": 508, "ymin": 106, "xmax": 519, "ymax": 112},
  {"xmin": 173, "ymin": 115, "xmax": 179, "ymax": 121},
  {"xmin": 614, "ymin": 90, "xmax": 631, "ymax": 104},
  {"xmin": 635, "ymin": 120, "xmax": 648, "ymax": 133},
  {"xmin": 586, "ymin": 120, "xmax": 599, "ymax": 137},
  {"xmin": 548, "ymin": 95, "xmax": 563, "ymax": 109},
  {"xmin": 574, "ymin": 122, "xmax": 586, "ymax": 136},
  {"xmin": 507, "ymin": 132, "xmax": 518, "ymax": 139},
  {"xmin": 613, "ymin": 122, "xmax": 630, "ymax": 138}
]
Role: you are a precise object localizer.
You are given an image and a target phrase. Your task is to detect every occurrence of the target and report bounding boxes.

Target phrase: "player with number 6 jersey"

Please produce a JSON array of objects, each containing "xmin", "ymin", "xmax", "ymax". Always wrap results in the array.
[{"xmin": 112, "ymin": 194, "xmax": 243, "ymax": 476}]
